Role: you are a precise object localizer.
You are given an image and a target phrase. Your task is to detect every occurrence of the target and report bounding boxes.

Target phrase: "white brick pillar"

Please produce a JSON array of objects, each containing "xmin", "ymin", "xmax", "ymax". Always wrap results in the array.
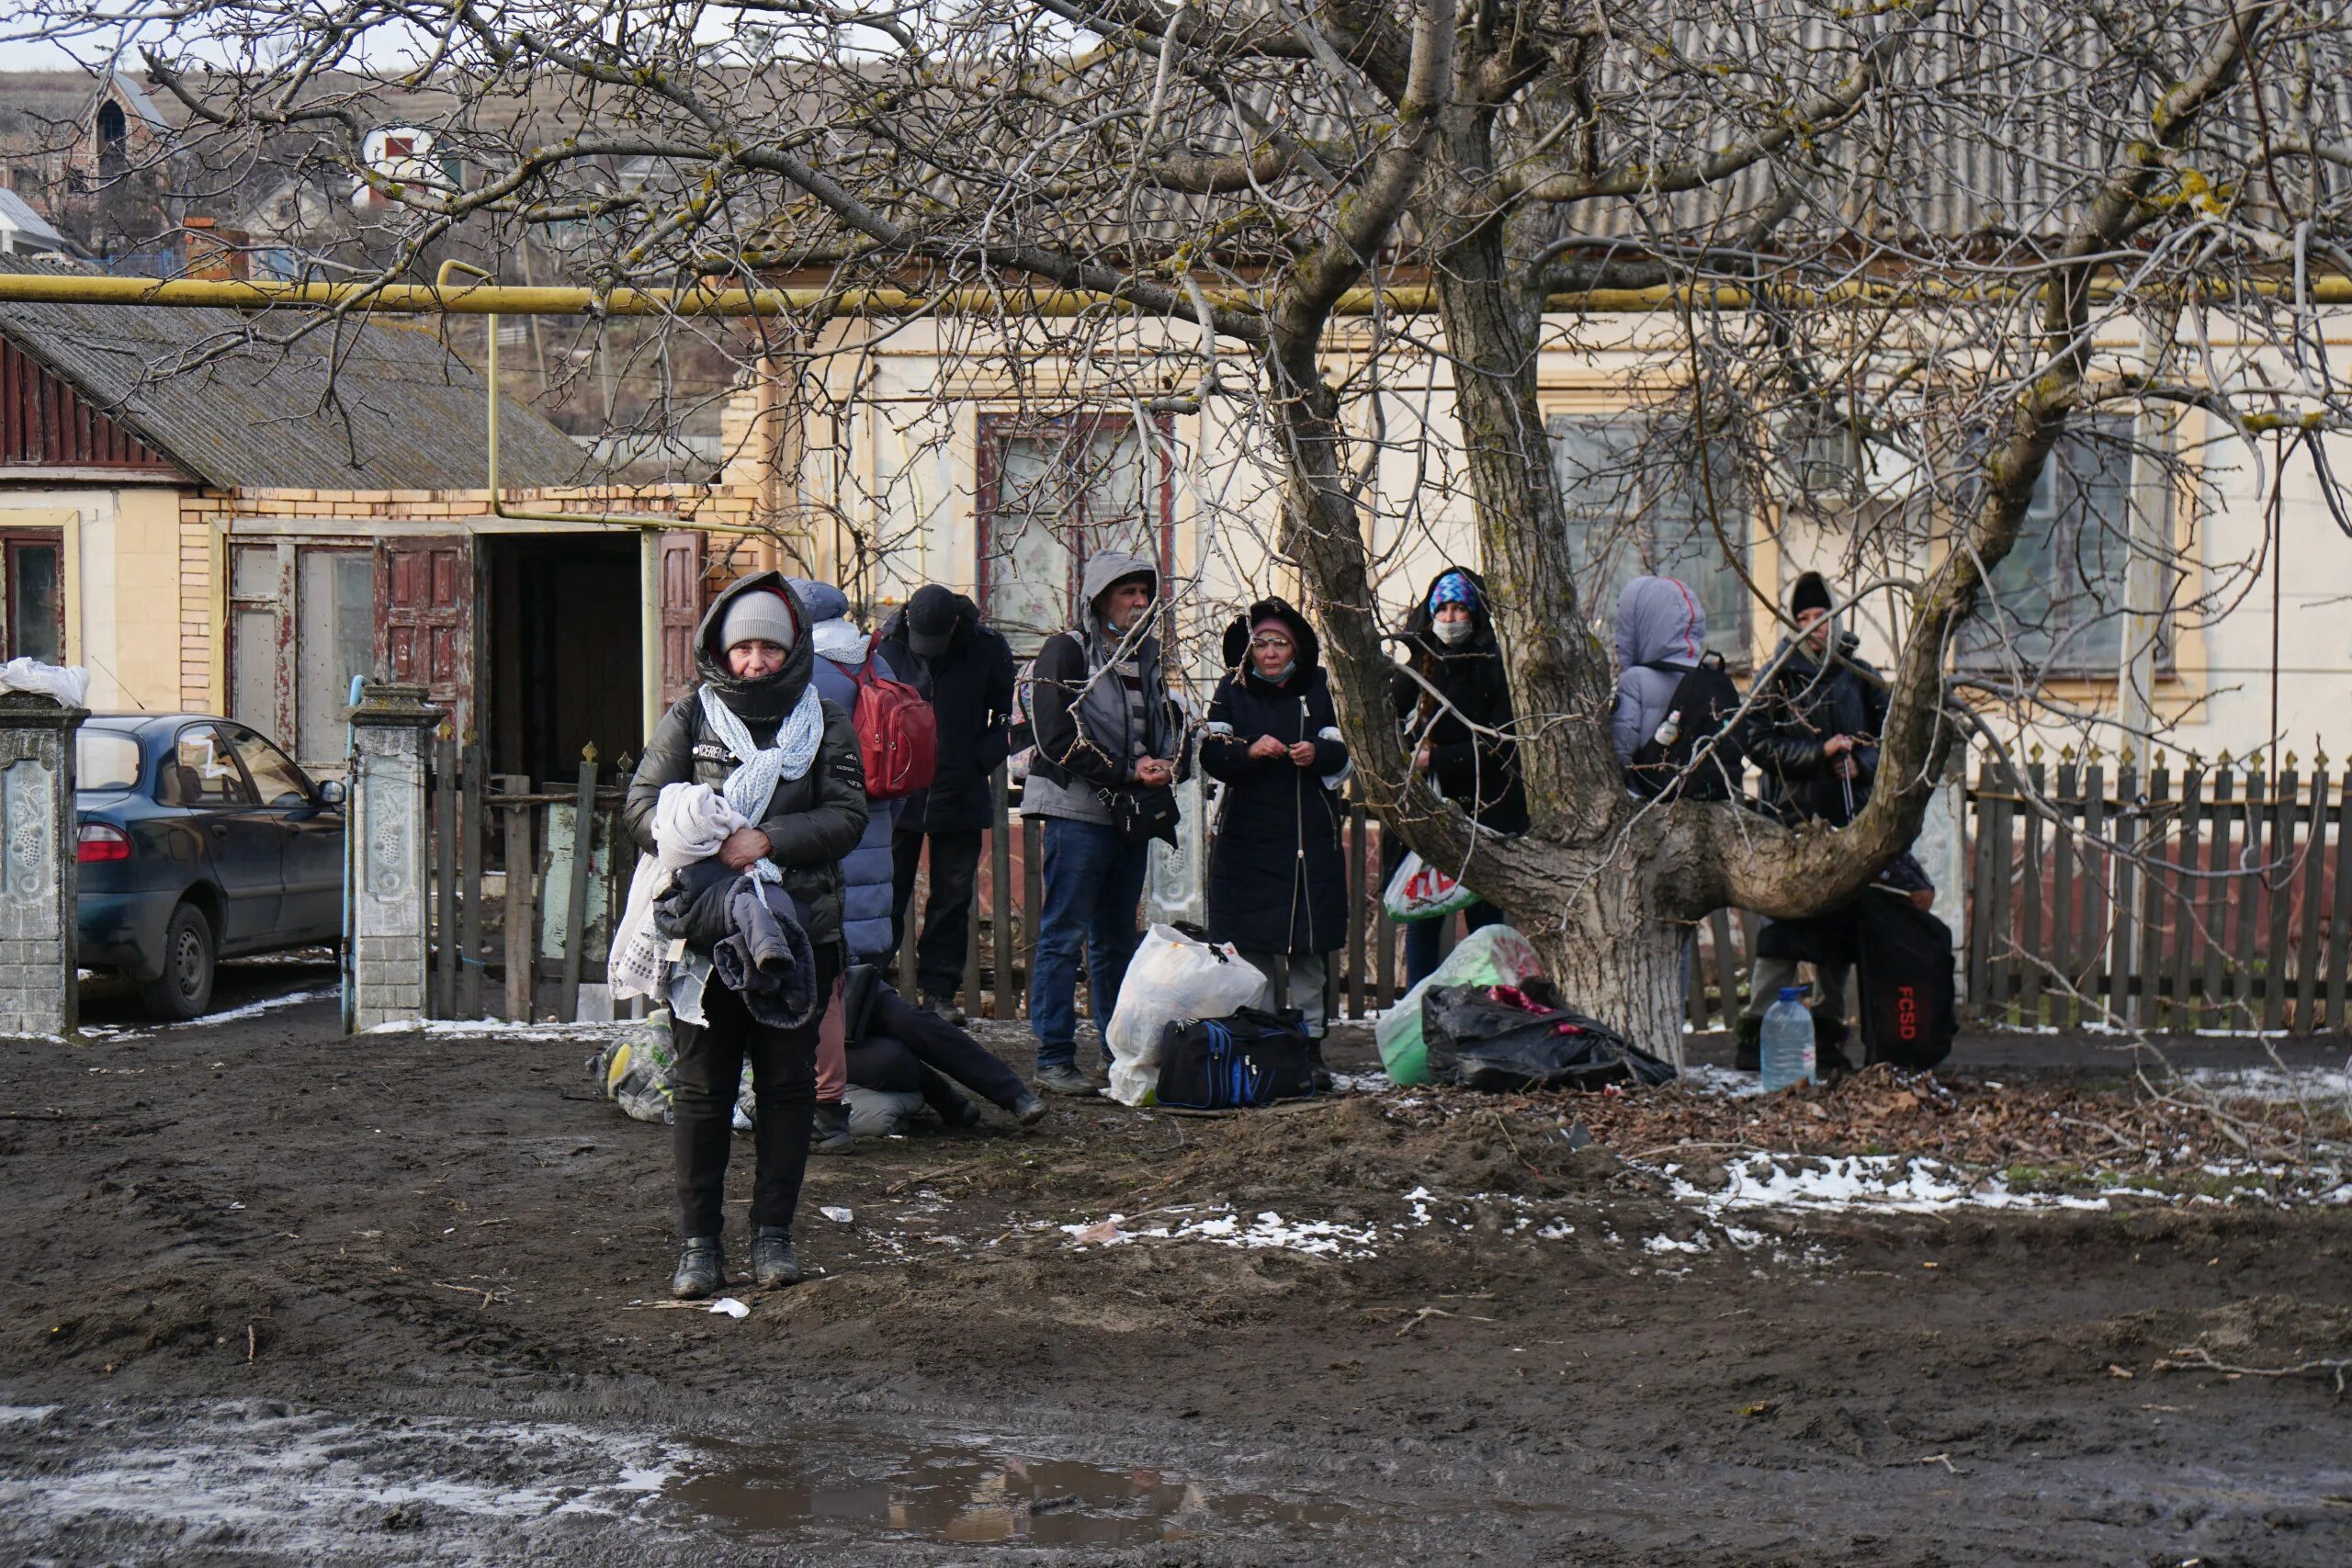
[
  {"xmin": 0, "ymin": 692, "xmax": 85, "ymax": 1039},
  {"xmin": 347, "ymin": 682, "xmax": 441, "ymax": 1033}
]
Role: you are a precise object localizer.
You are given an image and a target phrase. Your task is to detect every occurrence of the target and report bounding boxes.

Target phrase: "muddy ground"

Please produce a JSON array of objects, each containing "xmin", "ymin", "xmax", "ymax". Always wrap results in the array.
[{"xmin": 3, "ymin": 961, "xmax": 2349, "ymax": 1565}]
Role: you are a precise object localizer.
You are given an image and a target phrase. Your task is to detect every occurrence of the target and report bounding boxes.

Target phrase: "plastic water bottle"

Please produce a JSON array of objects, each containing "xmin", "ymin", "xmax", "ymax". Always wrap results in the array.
[{"xmin": 1759, "ymin": 986, "xmax": 1816, "ymax": 1091}]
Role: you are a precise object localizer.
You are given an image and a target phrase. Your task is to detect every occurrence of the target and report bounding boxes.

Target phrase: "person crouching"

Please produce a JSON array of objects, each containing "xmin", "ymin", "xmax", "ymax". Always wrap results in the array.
[{"xmin": 620, "ymin": 574, "xmax": 868, "ymax": 1300}]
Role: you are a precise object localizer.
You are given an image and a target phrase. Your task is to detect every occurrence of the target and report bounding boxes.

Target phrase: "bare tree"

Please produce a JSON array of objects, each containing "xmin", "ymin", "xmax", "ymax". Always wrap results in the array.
[{"xmin": 17, "ymin": 0, "xmax": 2352, "ymax": 1047}]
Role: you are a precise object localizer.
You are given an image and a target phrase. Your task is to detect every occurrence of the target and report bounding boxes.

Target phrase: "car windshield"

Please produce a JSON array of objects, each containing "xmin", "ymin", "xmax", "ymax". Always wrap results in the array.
[{"xmin": 76, "ymin": 730, "xmax": 142, "ymax": 792}]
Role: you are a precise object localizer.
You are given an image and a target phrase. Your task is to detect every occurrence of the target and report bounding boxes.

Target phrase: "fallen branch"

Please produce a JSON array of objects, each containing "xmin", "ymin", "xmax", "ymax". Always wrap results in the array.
[
  {"xmin": 433, "ymin": 1280, "xmax": 503, "ymax": 1309},
  {"xmin": 2155, "ymin": 1344, "xmax": 2352, "ymax": 1396}
]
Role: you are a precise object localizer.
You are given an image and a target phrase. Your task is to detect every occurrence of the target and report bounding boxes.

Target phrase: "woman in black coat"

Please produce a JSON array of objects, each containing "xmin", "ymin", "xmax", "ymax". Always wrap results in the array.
[
  {"xmin": 1388, "ymin": 568, "xmax": 1528, "ymax": 984},
  {"xmin": 1201, "ymin": 599, "xmax": 1351, "ymax": 1043}
]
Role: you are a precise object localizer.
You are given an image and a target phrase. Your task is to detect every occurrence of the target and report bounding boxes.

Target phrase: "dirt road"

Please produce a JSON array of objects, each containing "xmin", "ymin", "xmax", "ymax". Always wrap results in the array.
[{"xmin": 4, "ymin": 972, "xmax": 2348, "ymax": 1564}]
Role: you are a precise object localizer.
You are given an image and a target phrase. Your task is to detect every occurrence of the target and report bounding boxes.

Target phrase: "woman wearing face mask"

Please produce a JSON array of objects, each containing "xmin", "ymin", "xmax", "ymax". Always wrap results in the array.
[
  {"xmin": 1200, "ymin": 600, "xmax": 1351, "ymax": 1070},
  {"xmin": 1389, "ymin": 568, "xmax": 1530, "ymax": 985}
]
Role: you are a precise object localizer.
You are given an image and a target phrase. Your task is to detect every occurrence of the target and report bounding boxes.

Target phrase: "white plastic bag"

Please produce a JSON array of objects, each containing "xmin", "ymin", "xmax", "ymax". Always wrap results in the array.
[
  {"xmin": 1105, "ymin": 923, "xmax": 1272, "ymax": 1105},
  {"xmin": 1373, "ymin": 923, "xmax": 1544, "ymax": 1086},
  {"xmin": 1382, "ymin": 852, "xmax": 1480, "ymax": 923},
  {"xmin": 0, "ymin": 659, "xmax": 89, "ymax": 707}
]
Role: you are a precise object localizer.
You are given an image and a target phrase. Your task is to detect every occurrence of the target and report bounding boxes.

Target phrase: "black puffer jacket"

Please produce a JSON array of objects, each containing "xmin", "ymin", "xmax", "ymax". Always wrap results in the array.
[
  {"xmin": 1387, "ymin": 568, "xmax": 1530, "ymax": 835},
  {"xmin": 1743, "ymin": 631, "xmax": 1886, "ymax": 828},
  {"xmin": 623, "ymin": 571, "xmax": 870, "ymax": 949},
  {"xmin": 1201, "ymin": 600, "xmax": 1351, "ymax": 955},
  {"xmin": 876, "ymin": 591, "xmax": 1017, "ymax": 834}
]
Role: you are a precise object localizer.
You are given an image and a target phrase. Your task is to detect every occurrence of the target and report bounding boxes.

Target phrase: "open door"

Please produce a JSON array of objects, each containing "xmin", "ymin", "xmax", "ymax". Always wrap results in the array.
[
  {"xmin": 377, "ymin": 536, "xmax": 473, "ymax": 734},
  {"xmin": 658, "ymin": 530, "xmax": 705, "ymax": 711}
]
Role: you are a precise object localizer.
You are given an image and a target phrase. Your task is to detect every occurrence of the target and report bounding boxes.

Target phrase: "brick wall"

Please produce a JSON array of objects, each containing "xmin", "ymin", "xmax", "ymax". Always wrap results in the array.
[{"xmin": 175, "ymin": 482, "xmax": 761, "ymax": 712}]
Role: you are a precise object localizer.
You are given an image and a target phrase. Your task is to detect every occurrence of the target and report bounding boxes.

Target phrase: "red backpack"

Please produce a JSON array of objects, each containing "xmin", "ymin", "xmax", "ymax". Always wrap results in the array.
[{"xmin": 851, "ymin": 653, "xmax": 938, "ymax": 800}]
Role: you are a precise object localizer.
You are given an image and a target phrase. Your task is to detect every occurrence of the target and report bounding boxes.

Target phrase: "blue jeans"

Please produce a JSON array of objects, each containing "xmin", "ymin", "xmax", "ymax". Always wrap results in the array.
[
  {"xmin": 1403, "ymin": 899, "xmax": 1504, "ymax": 987},
  {"xmin": 1029, "ymin": 817, "xmax": 1152, "ymax": 1067}
]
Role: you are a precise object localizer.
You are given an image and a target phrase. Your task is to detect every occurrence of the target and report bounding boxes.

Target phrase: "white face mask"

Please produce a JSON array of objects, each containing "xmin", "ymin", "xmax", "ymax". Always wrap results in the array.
[{"xmin": 1433, "ymin": 616, "xmax": 1474, "ymax": 648}]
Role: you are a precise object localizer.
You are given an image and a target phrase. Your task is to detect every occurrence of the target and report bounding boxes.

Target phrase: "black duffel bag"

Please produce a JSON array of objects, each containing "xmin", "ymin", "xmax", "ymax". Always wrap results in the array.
[
  {"xmin": 1422, "ymin": 979, "xmax": 1676, "ymax": 1092},
  {"xmin": 1156, "ymin": 1007, "xmax": 1317, "ymax": 1109}
]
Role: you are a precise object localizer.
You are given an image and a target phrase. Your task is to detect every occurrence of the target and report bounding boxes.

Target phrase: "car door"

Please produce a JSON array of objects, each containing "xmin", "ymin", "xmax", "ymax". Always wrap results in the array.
[
  {"xmin": 166, "ymin": 723, "xmax": 282, "ymax": 948},
  {"xmin": 223, "ymin": 723, "xmax": 344, "ymax": 942}
]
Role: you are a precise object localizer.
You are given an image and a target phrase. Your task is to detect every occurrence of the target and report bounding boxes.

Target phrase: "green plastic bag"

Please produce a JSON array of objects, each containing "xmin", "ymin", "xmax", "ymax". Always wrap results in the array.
[{"xmin": 1374, "ymin": 925, "xmax": 1544, "ymax": 1085}]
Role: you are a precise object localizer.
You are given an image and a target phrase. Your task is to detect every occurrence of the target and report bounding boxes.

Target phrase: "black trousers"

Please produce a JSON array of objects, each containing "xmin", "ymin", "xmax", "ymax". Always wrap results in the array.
[
  {"xmin": 670, "ymin": 943, "xmax": 839, "ymax": 1240},
  {"xmin": 847, "ymin": 983, "xmax": 1032, "ymax": 1112},
  {"xmin": 890, "ymin": 826, "xmax": 983, "ymax": 1001}
]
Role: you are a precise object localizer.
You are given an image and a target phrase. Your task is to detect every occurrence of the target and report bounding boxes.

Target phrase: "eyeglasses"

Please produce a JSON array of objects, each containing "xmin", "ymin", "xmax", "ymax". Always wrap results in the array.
[{"xmin": 1250, "ymin": 635, "xmax": 1294, "ymax": 650}]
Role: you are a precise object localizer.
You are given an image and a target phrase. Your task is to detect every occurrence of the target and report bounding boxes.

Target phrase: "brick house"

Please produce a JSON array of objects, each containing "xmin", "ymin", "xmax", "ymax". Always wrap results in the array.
[{"xmin": 0, "ymin": 255, "xmax": 760, "ymax": 782}]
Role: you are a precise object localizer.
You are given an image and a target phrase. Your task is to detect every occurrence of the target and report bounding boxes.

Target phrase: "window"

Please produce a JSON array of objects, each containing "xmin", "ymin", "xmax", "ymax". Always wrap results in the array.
[
  {"xmin": 978, "ymin": 413, "xmax": 1175, "ymax": 654},
  {"xmin": 75, "ymin": 730, "xmax": 141, "ymax": 793},
  {"xmin": 225, "ymin": 725, "xmax": 314, "ymax": 807},
  {"xmin": 1548, "ymin": 412, "xmax": 1751, "ymax": 664},
  {"xmin": 96, "ymin": 100, "xmax": 128, "ymax": 178},
  {"xmin": 1960, "ymin": 416, "xmax": 2158, "ymax": 675},
  {"xmin": 229, "ymin": 540, "xmax": 376, "ymax": 765},
  {"xmin": 0, "ymin": 533, "xmax": 62, "ymax": 662},
  {"xmin": 161, "ymin": 726, "xmax": 254, "ymax": 807}
]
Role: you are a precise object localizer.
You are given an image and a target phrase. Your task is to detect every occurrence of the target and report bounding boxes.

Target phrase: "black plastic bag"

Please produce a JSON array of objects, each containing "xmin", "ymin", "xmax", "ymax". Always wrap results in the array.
[{"xmin": 1421, "ymin": 980, "xmax": 1676, "ymax": 1092}]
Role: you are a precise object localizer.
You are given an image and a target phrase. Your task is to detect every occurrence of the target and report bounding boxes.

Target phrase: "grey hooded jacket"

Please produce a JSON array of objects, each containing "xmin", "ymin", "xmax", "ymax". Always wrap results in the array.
[
  {"xmin": 1610, "ymin": 575, "xmax": 1709, "ymax": 769},
  {"xmin": 1020, "ymin": 549, "xmax": 1171, "ymax": 824}
]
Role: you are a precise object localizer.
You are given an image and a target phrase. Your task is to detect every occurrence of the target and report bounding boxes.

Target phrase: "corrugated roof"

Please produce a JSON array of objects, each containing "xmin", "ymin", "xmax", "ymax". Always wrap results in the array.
[{"xmin": 0, "ymin": 254, "xmax": 586, "ymax": 490}]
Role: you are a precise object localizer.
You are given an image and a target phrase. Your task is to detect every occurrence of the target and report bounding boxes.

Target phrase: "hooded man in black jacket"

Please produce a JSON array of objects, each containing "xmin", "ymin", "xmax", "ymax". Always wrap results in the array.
[
  {"xmin": 1736, "ymin": 570, "xmax": 1888, "ymax": 1066},
  {"xmin": 1389, "ymin": 568, "xmax": 1529, "ymax": 985},
  {"xmin": 623, "ymin": 571, "xmax": 869, "ymax": 1300},
  {"xmin": 876, "ymin": 584, "xmax": 1017, "ymax": 1023}
]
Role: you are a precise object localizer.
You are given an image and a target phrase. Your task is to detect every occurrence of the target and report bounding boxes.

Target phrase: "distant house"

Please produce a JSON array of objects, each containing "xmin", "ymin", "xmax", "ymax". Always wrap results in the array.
[
  {"xmin": 0, "ymin": 256, "xmax": 758, "ymax": 780},
  {"xmin": 0, "ymin": 188, "xmax": 75, "ymax": 258}
]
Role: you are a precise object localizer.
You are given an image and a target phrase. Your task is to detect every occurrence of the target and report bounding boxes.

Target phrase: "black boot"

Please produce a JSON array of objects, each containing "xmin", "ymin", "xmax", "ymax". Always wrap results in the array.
[
  {"xmin": 671, "ymin": 1236, "xmax": 723, "ymax": 1300},
  {"xmin": 810, "ymin": 1100, "xmax": 854, "ymax": 1155},
  {"xmin": 1734, "ymin": 1014, "xmax": 1762, "ymax": 1073},
  {"xmin": 1008, "ymin": 1089, "xmax": 1048, "ymax": 1127},
  {"xmin": 752, "ymin": 1226, "xmax": 800, "ymax": 1288},
  {"xmin": 935, "ymin": 1086, "xmax": 984, "ymax": 1131},
  {"xmin": 1306, "ymin": 1037, "xmax": 1334, "ymax": 1093}
]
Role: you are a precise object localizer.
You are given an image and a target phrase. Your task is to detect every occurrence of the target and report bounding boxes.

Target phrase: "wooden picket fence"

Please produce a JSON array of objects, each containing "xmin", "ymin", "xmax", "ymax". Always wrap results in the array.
[
  {"xmin": 414, "ymin": 739, "xmax": 2352, "ymax": 1036},
  {"xmin": 1965, "ymin": 748, "xmax": 2352, "ymax": 1033}
]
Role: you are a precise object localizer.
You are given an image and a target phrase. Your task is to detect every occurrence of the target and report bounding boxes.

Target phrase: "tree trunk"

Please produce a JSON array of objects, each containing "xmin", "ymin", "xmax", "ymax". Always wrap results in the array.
[{"xmin": 1523, "ymin": 865, "xmax": 1692, "ymax": 1065}]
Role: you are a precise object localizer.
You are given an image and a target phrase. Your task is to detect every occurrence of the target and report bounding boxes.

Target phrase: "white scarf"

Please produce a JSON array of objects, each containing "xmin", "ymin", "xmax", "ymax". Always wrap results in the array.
[{"xmin": 697, "ymin": 682, "xmax": 825, "ymax": 886}]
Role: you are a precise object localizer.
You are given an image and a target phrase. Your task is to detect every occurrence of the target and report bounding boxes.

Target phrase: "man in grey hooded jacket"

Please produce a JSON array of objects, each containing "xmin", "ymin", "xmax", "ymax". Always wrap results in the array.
[{"xmin": 1020, "ymin": 551, "xmax": 1177, "ymax": 1095}]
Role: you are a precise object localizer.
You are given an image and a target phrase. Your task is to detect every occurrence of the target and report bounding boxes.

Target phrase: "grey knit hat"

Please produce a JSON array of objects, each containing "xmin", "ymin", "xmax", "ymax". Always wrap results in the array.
[{"xmin": 718, "ymin": 589, "xmax": 798, "ymax": 652}]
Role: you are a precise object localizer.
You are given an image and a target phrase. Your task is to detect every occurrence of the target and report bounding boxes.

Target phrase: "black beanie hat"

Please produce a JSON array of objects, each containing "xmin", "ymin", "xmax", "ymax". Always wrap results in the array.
[
  {"xmin": 1791, "ymin": 571, "xmax": 1834, "ymax": 618},
  {"xmin": 905, "ymin": 583, "xmax": 959, "ymax": 659}
]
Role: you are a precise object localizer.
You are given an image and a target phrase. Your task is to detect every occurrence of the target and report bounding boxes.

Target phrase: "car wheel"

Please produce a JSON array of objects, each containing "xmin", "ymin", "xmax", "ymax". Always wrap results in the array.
[{"xmin": 139, "ymin": 903, "xmax": 217, "ymax": 1021}]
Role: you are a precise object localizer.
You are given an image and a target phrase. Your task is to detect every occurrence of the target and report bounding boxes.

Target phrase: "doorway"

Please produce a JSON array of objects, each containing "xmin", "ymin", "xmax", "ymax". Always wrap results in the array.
[{"xmin": 482, "ymin": 533, "xmax": 643, "ymax": 787}]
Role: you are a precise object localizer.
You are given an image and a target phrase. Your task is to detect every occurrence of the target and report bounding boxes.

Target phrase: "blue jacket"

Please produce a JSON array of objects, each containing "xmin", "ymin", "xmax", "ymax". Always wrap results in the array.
[{"xmin": 788, "ymin": 579, "xmax": 902, "ymax": 961}]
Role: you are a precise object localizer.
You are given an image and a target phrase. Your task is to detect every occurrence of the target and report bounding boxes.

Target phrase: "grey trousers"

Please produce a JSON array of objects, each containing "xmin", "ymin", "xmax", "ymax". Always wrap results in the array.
[
  {"xmin": 1236, "ymin": 950, "xmax": 1330, "ymax": 1039},
  {"xmin": 1744, "ymin": 953, "xmax": 1849, "ymax": 1021}
]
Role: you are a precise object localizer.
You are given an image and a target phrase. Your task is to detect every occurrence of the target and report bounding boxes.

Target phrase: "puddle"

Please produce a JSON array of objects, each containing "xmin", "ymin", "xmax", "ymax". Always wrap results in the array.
[
  {"xmin": 0, "ymin": 1400, "xmax": 1355, "ymax": 1557},
  {"xmin": 673, "ymin": 1438, "xmax": 1355, "ymax": 1545}
]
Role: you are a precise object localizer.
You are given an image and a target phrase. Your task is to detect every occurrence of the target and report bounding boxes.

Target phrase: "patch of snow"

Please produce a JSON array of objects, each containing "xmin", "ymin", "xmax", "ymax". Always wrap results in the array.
[
  {"xmin": 1061, "ymin": 1206, "xmax": 1380, "ymax": 1258},
  {"xmin": 1663, "ymin": 1153, "xmax": 2113, "ymax": 1215},
  {"xmin": 2178, "ymin": 1065, "xmax": 2352, "ymax": 1106},
  {"xmin": 1674, "ymin": 1064, "xmax": 1768, "ymax": 1099},
  {"xmin": 1644, "ymin": 1233, "xmax": 1711, "ymax": 1255},
  {"xmin": 194, "ymin": 989, "xmax": 334, "ymax": 1026}
]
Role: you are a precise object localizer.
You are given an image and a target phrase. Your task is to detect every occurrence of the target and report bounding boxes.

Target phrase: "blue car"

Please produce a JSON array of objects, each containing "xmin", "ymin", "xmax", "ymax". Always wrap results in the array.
[{"xmin": 75, "ymin": 715, "xmax": 346, "ymax": 1019}]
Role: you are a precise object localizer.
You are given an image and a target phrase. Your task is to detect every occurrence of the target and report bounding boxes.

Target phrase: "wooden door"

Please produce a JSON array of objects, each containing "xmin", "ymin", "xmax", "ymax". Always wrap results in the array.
[
  {"xmin": 658, "ymin": 530, "xmax": 705, "ymax": 711},
  {"xmin": 376, "ymin": 536, "xmax": 473, "ymax": 734}
]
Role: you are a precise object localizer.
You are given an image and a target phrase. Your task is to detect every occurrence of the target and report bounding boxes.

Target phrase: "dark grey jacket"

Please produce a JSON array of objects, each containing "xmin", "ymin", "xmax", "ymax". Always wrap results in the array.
[{"xmin": 622, "ymin": 571, "xmax": 870, "ymax": 949}]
